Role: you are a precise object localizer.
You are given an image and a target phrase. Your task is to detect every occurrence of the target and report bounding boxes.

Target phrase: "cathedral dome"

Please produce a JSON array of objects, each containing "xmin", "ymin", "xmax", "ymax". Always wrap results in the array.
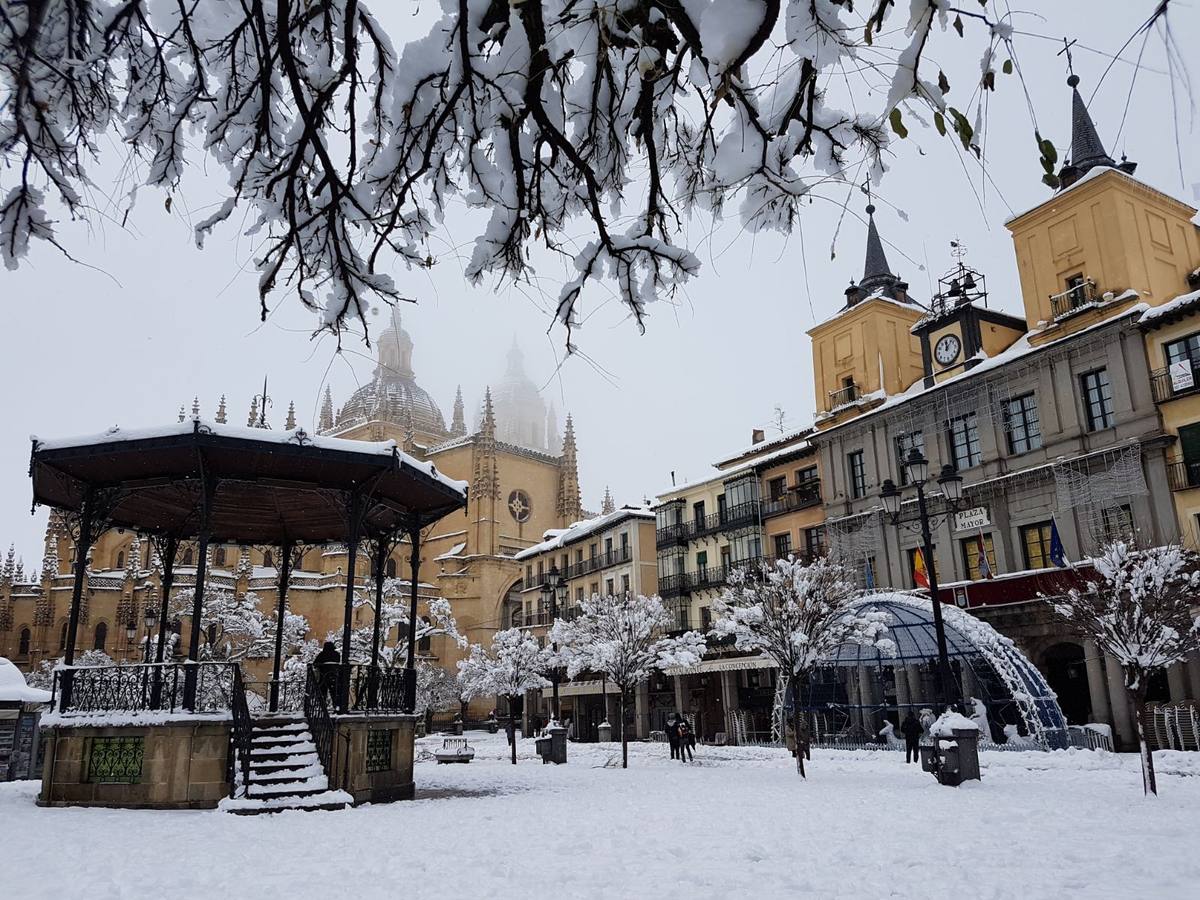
[
  {"xmin": 492, "ymin": 339, "xmax": 549, "ymax": 451},
  {"xmin": 336, "ymin": 310, "xmax": 448, "ymax": 441}
]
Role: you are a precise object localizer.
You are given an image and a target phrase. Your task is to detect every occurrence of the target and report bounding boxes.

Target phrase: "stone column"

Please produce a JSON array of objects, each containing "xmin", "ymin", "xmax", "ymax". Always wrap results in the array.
[
  {"xmin": 1083, "ymin": 639, "xmax": 1111, "ymax": 725},
  {"xmin": 906, "ymin": 664, "xmax": 926, "ymax": 711},
  {"xmin": 1167, "ymin": 663, "xmax": 1188, "ymax": 703},
  {"xmin": 1104, "ymin": 654, "xmax": 1136, "ymax": 749},
  {"xmin": 1187, "ymin": 652, "xmax": 1200, "ymax": 700},
  {"xmin": 635, "ymin": 681, "xmax": 650, "ymax": 739},
  {"xmin": 894, "ymin": 665, "xmax": 911, "ymax": 717}
]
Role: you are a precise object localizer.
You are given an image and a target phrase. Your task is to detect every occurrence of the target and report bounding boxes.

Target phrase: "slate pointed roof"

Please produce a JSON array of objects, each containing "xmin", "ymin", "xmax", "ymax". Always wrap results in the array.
[
  {"xmin": 1058, "ymin": 74, "xmax": 1136, "ymax": 190},
  {"xmin": 860, "ymin": 204, "xmax": 895, "ymax": 292}
]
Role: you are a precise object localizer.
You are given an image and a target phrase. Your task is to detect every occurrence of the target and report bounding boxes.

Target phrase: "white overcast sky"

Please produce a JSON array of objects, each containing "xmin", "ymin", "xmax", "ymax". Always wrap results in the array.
[{"xmin": 2, "ymin": 2, "xmax": 1197, "ymax": 565}]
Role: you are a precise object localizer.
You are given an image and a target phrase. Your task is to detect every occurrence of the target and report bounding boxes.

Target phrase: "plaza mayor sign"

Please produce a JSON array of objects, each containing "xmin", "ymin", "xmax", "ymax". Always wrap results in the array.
[{"xmin": 952, "ymin": 506, "xmax": 990, "ymax": 532}]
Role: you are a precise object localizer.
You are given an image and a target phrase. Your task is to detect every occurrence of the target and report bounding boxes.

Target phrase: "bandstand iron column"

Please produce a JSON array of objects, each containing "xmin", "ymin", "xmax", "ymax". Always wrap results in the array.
[
  {"xmin": 338, "ymin": 491, "xmax": 363, "ymax": 713},
  {"xmin": 368, "ymin": 535, "xmax": 389, "ymax": 707},
  {"xmin": 151, "ymin": 532, "xmax": 179, "ymax": 709},
  {"xmin": 403, "ymin": 523, "xmax": 422, "ymax": 714},
  {"xmin": 184, "ymin": 462, "xmax": 216, "ymax": 711},
  {"xmin": 60, "ymin": 486, "xmax": 96, "ymax": 712},
  {"xmin": 270, "ymin": 538, "xmax": 295, "ymax": 712}
]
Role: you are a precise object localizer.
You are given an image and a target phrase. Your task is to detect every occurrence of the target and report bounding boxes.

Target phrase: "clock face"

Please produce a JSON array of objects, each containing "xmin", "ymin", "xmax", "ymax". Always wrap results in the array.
[{"xmin": 934, "ymin": 334, "xmax": 961, "ymax": 365}]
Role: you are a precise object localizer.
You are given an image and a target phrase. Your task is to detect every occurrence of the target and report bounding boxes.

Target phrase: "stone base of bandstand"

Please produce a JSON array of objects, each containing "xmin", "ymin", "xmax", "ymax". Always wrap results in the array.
[
  {"xmin": 37, "ymin": 717, "xmax": 232, "ymax": 810},
  {"xmin": 328, "ymin": 714, "xmax": 416, "ymax": 805}
]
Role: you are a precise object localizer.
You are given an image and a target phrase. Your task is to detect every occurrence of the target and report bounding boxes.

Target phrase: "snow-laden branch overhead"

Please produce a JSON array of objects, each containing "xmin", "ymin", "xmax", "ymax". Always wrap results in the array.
[{"xmin": 1, "ymin": 1, "xmax": 1011, "ymax": 342}]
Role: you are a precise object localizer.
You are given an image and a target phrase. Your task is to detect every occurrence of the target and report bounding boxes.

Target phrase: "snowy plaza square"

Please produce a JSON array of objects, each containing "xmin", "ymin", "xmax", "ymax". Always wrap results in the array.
[{"xmin": 3, "ymin": 733, "xmax": 1198, "ymax": 900}]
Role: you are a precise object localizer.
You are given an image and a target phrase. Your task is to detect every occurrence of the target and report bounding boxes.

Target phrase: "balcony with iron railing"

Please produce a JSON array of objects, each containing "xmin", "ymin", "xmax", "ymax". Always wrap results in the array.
[
  {"xmin": 1049, "ymin": 278, "xmax": 1097, "ymax": 321},
  {"xmin": 761, "ymin": 481, "xmax": 822, "ymax": 518},
  {"xmin": 656, "ymin": 502, "xmax": 763, "ymax": 548},
  {"xmin": 1151, "ymin": 360, "xmax": 1200, "ymax": 404},
  {"xmin": 564, "ymin": 545, "xmax": 632, "ymax": 580},
  {"xmin": 827, "ymin": 382, "xmax": 859, "ymax": 411},
  {"xmin": 1167, "ymin": 459, "xmax": 1200, "ymax": 492}
]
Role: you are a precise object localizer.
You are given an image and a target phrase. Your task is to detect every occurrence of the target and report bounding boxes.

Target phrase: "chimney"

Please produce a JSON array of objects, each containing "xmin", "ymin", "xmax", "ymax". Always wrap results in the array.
[{"xmin": 752, "ymin": 429, "xmax": 766, "ymax": 445}]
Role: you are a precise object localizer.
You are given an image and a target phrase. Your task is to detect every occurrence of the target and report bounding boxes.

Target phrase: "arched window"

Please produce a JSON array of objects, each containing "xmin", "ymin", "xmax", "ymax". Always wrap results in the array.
[
  {"xmin": 93, "ymin": 621, "xmax": 108, "ymax": 652},
  {"xmin": 263, "ymin": 550, "xmax": 274, "ymax": 568},
  {"xmin": 58, "ymin": 621, "xmax": 68, "ymax": 651},
  {"xmin": 385, "ymin": 558, "xmax": 397, "ymax": 578},
  {"xmin": 18, "ymin": 627, "xmax": 31, "ymax": 656},
  {"xmin": 214, "ymin": 546, "xmax": 226, "ymax": 566},
  {"xmin": 115, "ymin": 550, "xmax": 125, "ymax": 570},
  {"xmin": 417, "ymin": 618, "xmax": 432, "ymax": 654},
  {"xmin": 182, "ymin": 548, "xmax": 194, "ymax": 566}
]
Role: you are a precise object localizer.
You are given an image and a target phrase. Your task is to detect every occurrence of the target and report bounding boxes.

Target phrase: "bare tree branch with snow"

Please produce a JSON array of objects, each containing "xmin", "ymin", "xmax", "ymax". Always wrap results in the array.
[
  {"xmin": 1051, "ymin": 542, "xmax": 1200, "ymax": 796},
  {"xmin": 711, "ymin": 555, "xmax": 891, "ymax": 776},
  {"xmin": 552, "ymin": 591, "xmax": 705, "ymax": 768},
  {"xmin": 1, "ymin": 1, "xmax": 1015, "ymax": 343}
]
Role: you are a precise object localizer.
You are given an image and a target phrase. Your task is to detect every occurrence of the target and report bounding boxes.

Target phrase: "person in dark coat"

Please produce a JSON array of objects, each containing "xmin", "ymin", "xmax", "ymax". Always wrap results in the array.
[
  {"xmin": 666, "ymin": 712, "xmax": 681, "ymax": 759},
  {"xmin": 313, "ymin": 641, "xmax": 340, "ymax": 701},
  {"xmin": 678, "ymin": 719, "xmax": 695, "ymax": 762},
  {"xmin": 900, "ymin": 711, "xmax": 923, "ymax": 763}
]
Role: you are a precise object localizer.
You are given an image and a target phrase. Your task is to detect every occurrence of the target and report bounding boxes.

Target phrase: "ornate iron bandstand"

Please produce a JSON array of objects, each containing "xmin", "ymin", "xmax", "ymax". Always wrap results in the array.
[{"xmin": 29, "ymin": 418, "xmax": 466, "ymax": 810}]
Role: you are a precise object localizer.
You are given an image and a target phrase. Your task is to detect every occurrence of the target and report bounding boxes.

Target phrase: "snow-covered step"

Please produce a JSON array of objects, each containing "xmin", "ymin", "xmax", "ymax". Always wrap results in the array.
[
  {"xmin": 251, "ymin": 731, "xmax": 314, "ymax": 747},
  {"xmin": 248, "ymin": 775, "xmax": 330, "ymax": 798},
  {"xmin": 219, "ymin": 789, "xmax": 352, "ymax": 815},
  {"xmin": 251, "ymin": 756, "xmax": 322, "ymax": 776},
  {"xmin": 249, "ymin": 741, "xmax": 316, "ymax": 757}
]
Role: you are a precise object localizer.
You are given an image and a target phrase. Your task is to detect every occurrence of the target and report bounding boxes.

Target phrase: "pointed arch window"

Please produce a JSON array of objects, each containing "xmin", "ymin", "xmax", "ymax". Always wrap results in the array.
[
  {"xmin": 59, "ymin": 621, "xmax": 68, "ymax": 651},
  {"xmin": 182, "ymin": 548, "xmax": 195, "ymax": 566},
  {"xmin": 263, "ymin": 550, "xmax": 274, "ymax": 568},
  {"xmin": 115, "ymin": 551, "xmax": 125, "ymax": 570},
  {"xmin": 386, "ymin": 558, "xmax": 397, "ymax": 578},
  {"xmin": 93, "ymin": 621, "xmax": 108, "ymax": 652},
  {"xmin": 18, "ymin": 627, "xmax": 31, "ymax": 656},
  {"xmin": 214, "ymin": 546, "xmax": 226, "ymax": 566}
]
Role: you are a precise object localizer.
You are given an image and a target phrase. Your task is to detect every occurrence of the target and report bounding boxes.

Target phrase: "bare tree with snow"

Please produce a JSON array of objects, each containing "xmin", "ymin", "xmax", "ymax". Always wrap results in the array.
[
  {"xmin": 1, "ymin": 1, "xmax": 1034, "ymax": 342},
  {"xmin": 1051, "ymin": 542, "xmax": 1200, "ymax": 796},
  {"xmin": 335, "ymin": 582, "xmax": 464, "ymax": 670},
  {"xmin": 170, "ymin": 588, "xmax": 309, "ymax": 665},
  {"xmin": 552, "ymin": 592, "xmax": 706, "ymax": 769},
  {"xmin": 457, "ymin": 628, "xmax": 553, "ymax": 765},
  {"xmin": 711, "ymin": 555, "xmax": 892, "ymax": 776}
]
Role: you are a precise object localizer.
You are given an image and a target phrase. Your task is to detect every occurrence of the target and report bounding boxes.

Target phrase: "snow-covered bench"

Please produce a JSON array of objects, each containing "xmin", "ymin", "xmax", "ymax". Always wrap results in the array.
[{"xmin": 434, "ymin": 737, "xmax": 475, "ymax": 764}]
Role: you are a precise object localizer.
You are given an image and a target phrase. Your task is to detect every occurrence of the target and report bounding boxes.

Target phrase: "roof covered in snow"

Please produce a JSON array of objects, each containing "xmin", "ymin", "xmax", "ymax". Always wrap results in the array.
[
  {"xmin": 514, "ymin": 506, "xmax": 654, "ymax": 560},
  {"xmin": 0, "ymin": 657, "xmax": 52, "ymax": 704}
]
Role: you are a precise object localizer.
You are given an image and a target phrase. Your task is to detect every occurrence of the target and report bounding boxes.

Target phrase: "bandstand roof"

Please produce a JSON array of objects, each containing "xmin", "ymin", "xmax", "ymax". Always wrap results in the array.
[{"xmin": 30, "ymin": 419, "xmax": 468, "ymax": 544}]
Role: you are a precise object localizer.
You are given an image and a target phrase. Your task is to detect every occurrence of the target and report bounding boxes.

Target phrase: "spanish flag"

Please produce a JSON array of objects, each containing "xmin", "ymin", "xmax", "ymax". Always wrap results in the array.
[{"xmin": 913, "ymin": 547, "xmax": 930, "ymax": 589}]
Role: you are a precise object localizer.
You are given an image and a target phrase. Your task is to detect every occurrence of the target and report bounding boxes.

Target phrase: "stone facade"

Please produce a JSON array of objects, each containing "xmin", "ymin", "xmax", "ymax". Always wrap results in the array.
[{"xmin": 38, "ymin": 718, "xmax": 231, "ymax": 809}]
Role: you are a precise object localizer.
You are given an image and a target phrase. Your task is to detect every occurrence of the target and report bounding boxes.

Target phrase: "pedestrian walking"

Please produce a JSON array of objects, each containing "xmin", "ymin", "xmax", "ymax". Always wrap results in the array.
[
  {"xmin": 666, "ymin": 712, "xmax": 681, "ymax": 760},
  {"xmin": 900, "ymin": 710, "xmax": 923, "ymax": 764},
  {"xmin": 678, "ymin": 719, "xmax": 695, "ymax": 762}
]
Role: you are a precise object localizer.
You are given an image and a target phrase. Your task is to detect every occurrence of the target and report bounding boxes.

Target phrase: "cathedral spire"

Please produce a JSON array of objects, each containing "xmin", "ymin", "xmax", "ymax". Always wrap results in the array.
[
  {"xmin": 247, "ymin": 396, "xmax": 259, "ymax": 427},
  {"xmin": 285, "ymin": 400, "xmax": 297, "ymax": 430},
  {"xmin": 319, "ymin": 386, "xmax": 334, "ymax": 432},
  {"xmin": 472, "ymin": 387, "xmax": 500, "ymax": 501},
  {"xmin": 557, "ymin": 414, "xmax": 582, "ymax": 522},
  {"xmin": 216, "ymin": 395, "xmax": 228, "ymax": 424},
  {"xmin": 191, "ymin": 396, "xmax": 200, "ymax": 418},
  {"xmin": 178, "ymin": 404, "xmax": 185, "ymax": 423},
  {"xmin": 601, "ymin": 486, "xmax": 615, "ymax": 516},
  {"xmin": 450, "ymin": 385, "xmax": 466, "ymax": 437},
  {"xmin": 1057, "ymin": 73, "xmax": 1136, "ymax": 190}
]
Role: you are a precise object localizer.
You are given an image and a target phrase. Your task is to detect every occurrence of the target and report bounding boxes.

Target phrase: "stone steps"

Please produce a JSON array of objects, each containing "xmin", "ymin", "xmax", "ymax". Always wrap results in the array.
[{"xmin": 222, "ymin": 714, "xmax": 348, "ymax": 814}]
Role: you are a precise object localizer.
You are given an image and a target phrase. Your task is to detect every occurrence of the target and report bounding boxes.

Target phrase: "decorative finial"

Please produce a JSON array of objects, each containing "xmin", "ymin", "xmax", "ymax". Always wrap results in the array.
[
  {"xmin": 215, "ymin": 395, "xmax": 228, "ymax": 424},
  {"xmin": 1067, "ymin": 73, "xmax": 1080, "ymax": 88},
  {"xmin": 865, "ymin": 203, "xmax": 876, "ymax": 216},
  {"xmin": 285, "ymin": 400, "xmax": 297, "ymax": 430},
  {"xmin": 191, "ymin": 396, "xmax": 200, "ymax": 417}
]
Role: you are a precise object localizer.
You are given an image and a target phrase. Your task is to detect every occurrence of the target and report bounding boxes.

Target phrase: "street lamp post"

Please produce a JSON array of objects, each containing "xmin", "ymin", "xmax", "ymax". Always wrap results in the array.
[
  {"xmin": 541, "ymin": 565, "xmax": 566, "ymax": 723},
  {"xmin": 880, "ymin": 448, "xmax": 964, "ymax": 713}
]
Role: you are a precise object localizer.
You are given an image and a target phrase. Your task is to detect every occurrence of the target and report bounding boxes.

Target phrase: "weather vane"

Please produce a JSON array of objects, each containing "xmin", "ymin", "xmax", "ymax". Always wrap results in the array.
[
  {"xmin": 950, "ymin": 238, "xmax": 968, "ymax": 261},
  {"xmin": 1057, "ymin": 37, "xmax": 1077, "ymax": 79},
  {"xmin": 255, "ymin": 375, "xmax": 272, "ymax": 428}
]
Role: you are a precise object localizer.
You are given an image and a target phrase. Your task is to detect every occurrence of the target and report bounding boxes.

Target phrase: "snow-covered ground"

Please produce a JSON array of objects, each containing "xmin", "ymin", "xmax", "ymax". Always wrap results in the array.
[{"xmin": 3, "ymin": 733, "xmax": 1199, "ymax": 899}]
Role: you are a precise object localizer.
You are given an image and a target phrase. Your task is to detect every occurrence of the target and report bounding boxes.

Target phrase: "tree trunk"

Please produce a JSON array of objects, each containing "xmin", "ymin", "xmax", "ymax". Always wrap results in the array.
[
  {"xmin": 792, "ymin": 704, "xmax": 806, "ymax": 778},
  {"xmin": 620, "ymin": 688, "xmax": 629, "ymax": 769},
  {"xmin": 1127, "ymin": 683, "xmax": 1156, "ymax": 796}
]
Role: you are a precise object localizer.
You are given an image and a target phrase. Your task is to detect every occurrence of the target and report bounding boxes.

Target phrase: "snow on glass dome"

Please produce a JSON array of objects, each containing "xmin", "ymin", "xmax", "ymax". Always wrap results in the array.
[{"xmin": 805, "ymin": 591, "xmax": 1068, "ymax": 749}]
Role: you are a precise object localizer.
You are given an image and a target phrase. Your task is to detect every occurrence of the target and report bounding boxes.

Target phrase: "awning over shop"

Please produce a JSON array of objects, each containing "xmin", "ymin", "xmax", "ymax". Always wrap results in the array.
[{"xmin": 663, "ymin": 655, "xmax": 777, "ymax": 676}]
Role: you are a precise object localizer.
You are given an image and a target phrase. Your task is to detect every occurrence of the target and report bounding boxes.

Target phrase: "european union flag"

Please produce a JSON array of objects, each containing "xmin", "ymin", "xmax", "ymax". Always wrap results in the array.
[{"xmin": 1049, "ymin": 519, "xmax": 1067, "ymax": 568}]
